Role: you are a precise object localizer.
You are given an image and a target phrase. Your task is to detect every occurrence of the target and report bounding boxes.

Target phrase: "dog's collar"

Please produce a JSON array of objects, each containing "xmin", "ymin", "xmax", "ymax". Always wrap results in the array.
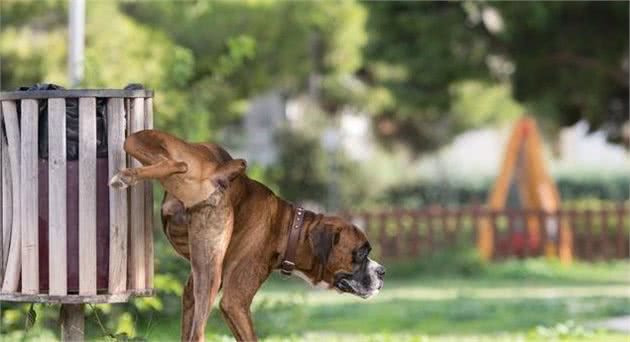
[{"xmin": 280, "ymin": 206, "xmax": 306, "ymax": 276}]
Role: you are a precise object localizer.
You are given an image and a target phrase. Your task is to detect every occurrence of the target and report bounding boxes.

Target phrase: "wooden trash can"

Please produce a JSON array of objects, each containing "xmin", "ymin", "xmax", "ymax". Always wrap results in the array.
[{"xmin": 0, "ymin": 89, "xmax": 154, "ymax": 304}]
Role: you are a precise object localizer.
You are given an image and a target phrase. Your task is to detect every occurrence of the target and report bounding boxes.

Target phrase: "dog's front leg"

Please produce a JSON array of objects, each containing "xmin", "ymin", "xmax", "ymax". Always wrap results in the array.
[
  {"xmin": 219, "ymin": 259, "xmax": 270, "ymax": 341},
  {"xmin": 187, "ymin": 204, "xmax": 234, "ymax": 342}
]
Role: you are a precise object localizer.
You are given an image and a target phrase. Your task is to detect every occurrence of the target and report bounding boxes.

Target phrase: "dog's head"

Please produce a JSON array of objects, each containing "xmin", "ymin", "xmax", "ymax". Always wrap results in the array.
[{"xmin": 303, "ymin": 216, "xmax": 385, "ymax": 299}]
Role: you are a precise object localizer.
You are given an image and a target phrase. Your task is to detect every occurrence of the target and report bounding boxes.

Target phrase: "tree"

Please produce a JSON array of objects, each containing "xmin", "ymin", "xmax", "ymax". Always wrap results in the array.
[
  {"xmin": 120, "ymin": 1, "xmax": 367, "ymax": 139},
  {"xmin": 360, "ymin": 2, "xmax": 628, "ymax": 150},
  {"xmin": 495, "ymin": 2, "xmax": 628, "ymax": 142},
  {"xmin": 359, "ymin": 2, "xmax": 497, "ymax": 152}
]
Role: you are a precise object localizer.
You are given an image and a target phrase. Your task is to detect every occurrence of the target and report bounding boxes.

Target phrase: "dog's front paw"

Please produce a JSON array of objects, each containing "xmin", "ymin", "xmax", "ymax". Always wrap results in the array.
[{"xmin": 109, "ymin": 170, "xmax": 136, "ymax": 189}]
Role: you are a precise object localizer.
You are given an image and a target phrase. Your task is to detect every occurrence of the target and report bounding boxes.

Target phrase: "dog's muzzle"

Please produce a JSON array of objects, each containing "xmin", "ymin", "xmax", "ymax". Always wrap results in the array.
[{"xmin": 334, "ymin": 259, "xmax": 384, "ymax": 299}]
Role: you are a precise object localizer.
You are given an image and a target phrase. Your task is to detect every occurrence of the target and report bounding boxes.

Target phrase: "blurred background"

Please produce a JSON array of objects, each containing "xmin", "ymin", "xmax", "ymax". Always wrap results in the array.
[{"xmin": 1, "ymin": 1, "xmax": 628, "ymax": 341}]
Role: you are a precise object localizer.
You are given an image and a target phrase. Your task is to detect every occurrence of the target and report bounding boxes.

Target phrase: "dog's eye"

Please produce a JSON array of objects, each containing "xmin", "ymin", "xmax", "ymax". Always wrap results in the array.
[{"xmin": 354, "ymin": 246, "xmax": 370, "ymax": 262}]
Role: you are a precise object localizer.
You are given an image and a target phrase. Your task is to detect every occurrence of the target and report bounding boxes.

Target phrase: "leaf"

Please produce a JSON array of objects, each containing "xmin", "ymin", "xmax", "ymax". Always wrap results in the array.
[
  {"xmin": 24, "ymin": 303, "xmax": 36, "ymax": 331},
  {"xmin": 114, "ymin": 332, "xmax": 129, "ymax": 341}
]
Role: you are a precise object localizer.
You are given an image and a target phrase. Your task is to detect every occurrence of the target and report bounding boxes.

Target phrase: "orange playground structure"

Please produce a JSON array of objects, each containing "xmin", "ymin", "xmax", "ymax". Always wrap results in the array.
[{"xmin": 478, "ymin": 116, "xmax": 573, "ymax": 263}]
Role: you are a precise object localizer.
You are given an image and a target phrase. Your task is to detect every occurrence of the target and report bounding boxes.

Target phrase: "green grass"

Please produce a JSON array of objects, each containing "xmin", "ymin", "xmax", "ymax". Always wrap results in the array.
[
  {"xmin": 3, "ymin": 259, "xmax": 629, "ymax": 341},
  {"xmin": 147, "ymin": 274, "xmax": 630, "ymax": 341}
]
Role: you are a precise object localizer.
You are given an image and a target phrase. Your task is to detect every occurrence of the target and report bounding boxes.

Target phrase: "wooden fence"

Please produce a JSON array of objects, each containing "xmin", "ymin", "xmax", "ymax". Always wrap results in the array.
[{"xmin": 345, "ymin": 204, "xmax": 629, "ymax": 261}]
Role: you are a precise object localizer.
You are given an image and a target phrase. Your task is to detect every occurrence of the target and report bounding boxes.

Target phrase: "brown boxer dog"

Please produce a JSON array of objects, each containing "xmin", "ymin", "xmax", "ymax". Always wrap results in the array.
[{"xmin": 161, "ymin": 143, "xmax": 386, "ymax": 342}]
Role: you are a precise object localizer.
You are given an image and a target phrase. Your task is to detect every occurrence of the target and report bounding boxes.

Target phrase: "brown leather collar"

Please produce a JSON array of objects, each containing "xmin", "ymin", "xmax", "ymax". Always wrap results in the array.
[{"xmin": 280, "ymin": 206, "xmax": 305, "ymax": 276}]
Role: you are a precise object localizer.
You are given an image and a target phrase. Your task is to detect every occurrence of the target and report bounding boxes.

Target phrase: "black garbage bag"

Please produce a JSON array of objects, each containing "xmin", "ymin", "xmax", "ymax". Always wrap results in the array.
[
  {"xmin": 124, "ymin": 83, "xmax": 145, "ymax": 90},
  {"xmin": 17, "ymin": 83, "xmax": 109, "ymax": 160}
]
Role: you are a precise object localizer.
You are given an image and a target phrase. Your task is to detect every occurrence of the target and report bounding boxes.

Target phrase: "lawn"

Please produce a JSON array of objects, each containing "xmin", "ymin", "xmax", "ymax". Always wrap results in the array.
[
  {"xmin": 2, "ymin": 259, "xmax": 629, "ymax": 341},
  {"xmin": 147, "ymin": 261, "xmax": 629, "ymax": 342}
]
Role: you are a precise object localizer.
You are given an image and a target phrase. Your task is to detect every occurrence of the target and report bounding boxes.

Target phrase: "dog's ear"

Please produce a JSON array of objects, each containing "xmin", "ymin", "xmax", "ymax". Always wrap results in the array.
[
  {"xmin": 308, "ymin": 223, "xmax": 341, "ymax": 266},
  {"xmin": 210, "ymin": 159, "xmax": 247, "ymax": 191}
]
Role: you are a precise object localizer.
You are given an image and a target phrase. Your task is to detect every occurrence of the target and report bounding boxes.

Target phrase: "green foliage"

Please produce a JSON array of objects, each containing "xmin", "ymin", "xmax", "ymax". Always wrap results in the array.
[
  {"xmin": 382, "ymin": 173, "xmax": 630, "ymax": 208},
  {"xmin": 532, "ymin": 320, "xmax": 599, "ymax": 340},
  {"xmin": 386, "ymin": 254, "xmax": 630, "ymax": 285},
  {"xmin": 360, "ymin": 2, "xmax": 628, "ymax": 149},
  {"xmin": 361, "ymin": 2, "xmax": 504, "ymax": 151},
  {"xmin": 265, "ymin": 129, "xmax": 328, "ymax": 204},
  {"xmin": 495, "ymin": 2, "xmax": 629, "ymax": 142},
  {"xmin": 385, "ymin": 247, "xmax": 486, "ymax": 279},
  {"xmin": 449, "ymin": 80, "xmax": 523, "ymax": 131},
  {"xmin": 117, "ymin": 0, "xmax": 367, "ymax": 144},
  {"xmin": 1, "ymin": 0, "xmax": 366, "ymax": 144},
  {"xmin": 263, "ymin": 125, "xmax": 373, "ymax": 209},
  {"xmin": 24, "ymin": 304, "xmax": 36, "ymax": 332},
  {"xmin": 1, "ymin": 0, "xmax": 626, "ymax": 153}
]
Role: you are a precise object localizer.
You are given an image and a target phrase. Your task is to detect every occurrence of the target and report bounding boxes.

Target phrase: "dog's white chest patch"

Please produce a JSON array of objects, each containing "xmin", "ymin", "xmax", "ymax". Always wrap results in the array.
[{"xmin": 290, "ymin": 270, "xmax": 330, "ymax": 289}]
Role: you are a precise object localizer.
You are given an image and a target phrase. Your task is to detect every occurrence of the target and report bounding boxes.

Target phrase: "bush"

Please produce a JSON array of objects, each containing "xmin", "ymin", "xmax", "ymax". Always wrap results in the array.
[
  {"xmin": 531, "ymin": 320, "xmax": 596, "ymax": 340},
  {"xmin": 381, "ymin": 174, "xmax": 630, "ymax": 208},
  {"xmin": 383, "ymin": 248, "xmax": 630, "ymax": 283},
  {"xmin": 385, "ymin": 246, "xmax": 487, "ymax": 279}
]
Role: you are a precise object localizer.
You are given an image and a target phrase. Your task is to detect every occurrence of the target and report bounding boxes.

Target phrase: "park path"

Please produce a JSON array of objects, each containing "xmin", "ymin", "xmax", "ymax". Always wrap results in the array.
[
  {"xmin": 587, "ymin": 315, "xmax": 630, "ymax": 333},
  {"xmin": 257, "ymin": 283, "xmax": 630, "ymax": 306}
]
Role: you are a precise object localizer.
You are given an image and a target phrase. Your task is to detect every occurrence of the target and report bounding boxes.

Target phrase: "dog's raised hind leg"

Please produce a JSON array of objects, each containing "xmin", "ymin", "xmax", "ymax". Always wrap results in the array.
[{"xmin": 109, "ymin": 159, "xmax": 188, "ymax": 189}]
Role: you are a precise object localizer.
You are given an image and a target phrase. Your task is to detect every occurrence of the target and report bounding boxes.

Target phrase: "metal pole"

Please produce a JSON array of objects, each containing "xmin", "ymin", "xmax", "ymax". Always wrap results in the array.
[{"xmin": 68, "ymin": 0, "xmax": 86, "ymax": 87}]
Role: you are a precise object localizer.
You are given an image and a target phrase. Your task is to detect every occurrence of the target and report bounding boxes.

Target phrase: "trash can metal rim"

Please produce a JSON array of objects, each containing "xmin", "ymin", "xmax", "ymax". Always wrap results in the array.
[{"xmin": 0, "ymin": 89, "xmax": 154, "ymax": 100}]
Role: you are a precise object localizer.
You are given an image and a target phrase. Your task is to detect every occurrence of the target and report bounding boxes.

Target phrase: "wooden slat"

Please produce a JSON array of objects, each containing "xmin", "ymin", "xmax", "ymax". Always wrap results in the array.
[
  {"xmin": 506, "ymin": 210, "xmax": 516, "ymax": 256},
  {"xmin": 599, "ymin": 208, "xmax": 612, "ymax": 259},
  {"xmin": 454, "ymin": 210, "xmax": 462, "ymax": 246},
  {"xmin": 143, "ymin": 97, "xmax": 154, "ymax": 289},
  {"xmin": 426, "ymin": 211, "xmax": 434, "ymax": 255},
  {"xmin": 522, "ymin": 211, "xmax": 530, "ymax": 257},
  {"xmin": 20, "ymin": 99, "xmax": 39, "ymax": 294},
  {"xmin": 1, "ymin": 101, "xmax": 20, "ymax": 292},
  {"xmin": 584, "ymin": 209, "xmax": 593, "ymax": 260},
  {"xmin": 616, "ymin": 204, "xmax": 625, "ymax": 258},
  {"xmin": 471, "ymin": 205, "xmax": 481, "ymax": 253},
  {"xmin": 393, "ymin": 212, "xmax": 402, "ymax": 258},
  {"xmin": 128, "ymin": 97, "xmax": 145, "ymax": 290},
  {"xmin": 1, "ymin": 127, "xmax": 11, "ymax": 274},
  {"xmin": 442, "ymin": 208, "xmax": 452, "ymax": 246},
  {"xmin": 378, "ymin": 213, "xmax": 387, "ymax": 258},
  {"xmin": 78, "ymin": 98, "xmax": 97, "ymax": 295},
  {"xmin": 0, "ymin": 106, "xmax": 3, "ymax": 284},
  {"xmin": 538, "ymin": 210, "xmax": 547, "ymax": 257},
  {"xmin": 48, "ymin": 98, "xmax": 68, "ymax": 295},
  {"xmin": 107, "ymin": 98, "xmax": 128, "ymax": 293},
  {"xmin": 0, "ymin": 102, "xmax": 3, "ymax": 285},
  {"xmin": 410, "ymin": 213, "xmax": 420, "ymax": 257}
]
